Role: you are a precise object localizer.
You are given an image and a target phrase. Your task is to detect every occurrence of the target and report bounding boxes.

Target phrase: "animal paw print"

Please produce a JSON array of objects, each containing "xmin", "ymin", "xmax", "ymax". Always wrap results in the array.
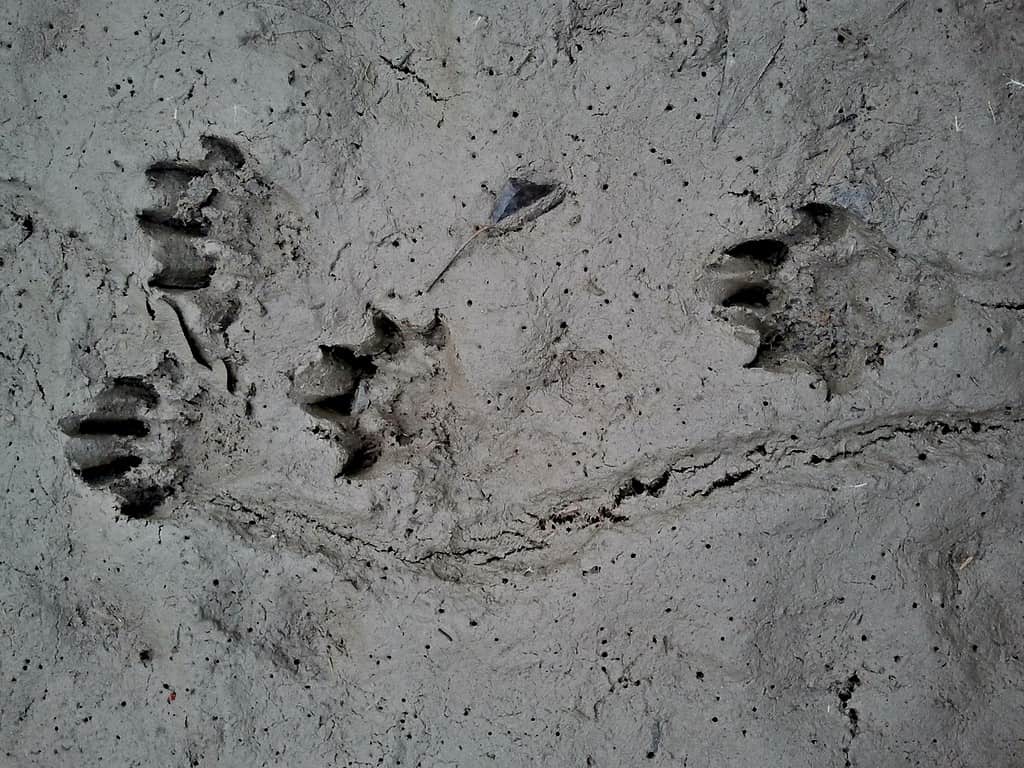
[
  {"xmin": 289, "ymin": 309, "xmax": 449, "ymax": 478},
  {"xmin": 138, "ymin": 135, "xmax": 252, "ymax": 290},
  {"xmin": 59, "ymin": 371, "xmax": 182, "ymax": 518},
  {"xmin": 138, "ymin": 135, "xmax": 303, "ymax": 386},
  {"xmin": 705, "ymin": 203, "xmax": 950, "ymax": 395}
]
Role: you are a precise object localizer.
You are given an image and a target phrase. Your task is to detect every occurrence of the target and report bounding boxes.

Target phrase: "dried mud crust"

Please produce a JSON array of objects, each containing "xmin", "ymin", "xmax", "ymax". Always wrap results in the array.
[
  {"xmin": 704, "ymin": 203, "xmax": 955, "ymax": 396},
  {"xmin": 4, "ymin": 0, "xmax": 1024, "ymax": 765}
]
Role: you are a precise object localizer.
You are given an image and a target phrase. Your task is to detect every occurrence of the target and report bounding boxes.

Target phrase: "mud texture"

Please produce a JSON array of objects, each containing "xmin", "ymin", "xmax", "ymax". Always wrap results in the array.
[{"xmin": 2, "ymin": 1, "xmax": 1023, "ymax": 766}]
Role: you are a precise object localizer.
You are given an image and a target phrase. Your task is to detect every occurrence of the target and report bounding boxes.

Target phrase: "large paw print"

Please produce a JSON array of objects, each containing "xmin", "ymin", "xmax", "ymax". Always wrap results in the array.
[
  {"xmin": 705, "ymin": 203, "xmax": 952, "ymax": 395},
  {"xmin": 59, "ymin": 368, "xmax": 183, "ymax": 518},
  {"xmin": 138, "ymin": 136, "xmax": 303, "ymax": 386},
  {"xmin": 139, "ymin": 135, "xmax": 249, "ymax": 290},
  {"xmin": 288, "ymin": 309, "xmax": 449, "ymax": 478}
]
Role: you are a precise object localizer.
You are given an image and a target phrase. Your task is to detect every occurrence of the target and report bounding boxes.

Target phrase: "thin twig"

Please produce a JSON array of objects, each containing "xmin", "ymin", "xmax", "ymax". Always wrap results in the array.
[
  {"xmin": 884, "ymin": 0, "xmax": 910, "ymax": 21},
  {"xmin": 426, "ymin": 225, "xmax": 493, "ymax": 292}
]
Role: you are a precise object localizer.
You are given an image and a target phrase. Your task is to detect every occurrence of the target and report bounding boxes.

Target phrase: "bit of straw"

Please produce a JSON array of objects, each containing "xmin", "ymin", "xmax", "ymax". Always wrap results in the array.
[{"xmin": 426, "ymin": 225, "xmax": 493, "ymax": 292}]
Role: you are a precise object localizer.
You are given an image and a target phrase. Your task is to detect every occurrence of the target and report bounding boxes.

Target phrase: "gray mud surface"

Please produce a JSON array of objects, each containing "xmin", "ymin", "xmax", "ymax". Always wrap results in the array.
[{"xmin": 2, "ymin": 1, "xmax": 1023, "ymax": 766}]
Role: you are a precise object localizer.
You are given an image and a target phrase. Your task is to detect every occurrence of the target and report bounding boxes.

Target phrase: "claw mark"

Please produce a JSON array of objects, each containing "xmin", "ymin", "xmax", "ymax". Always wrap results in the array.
[
  {"xmin": 723, "ymin": 238, "xmax": 788, "ymax": 266},
  {"xmin": 161, "ymin": 297, "xmax": 212, "ymax": 370}
]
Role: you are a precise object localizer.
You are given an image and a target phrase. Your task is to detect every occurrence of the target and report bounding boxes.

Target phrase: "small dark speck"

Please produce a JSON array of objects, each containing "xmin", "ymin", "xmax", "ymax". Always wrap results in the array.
[{"xmin": 18, "ymin": 215, "xmax": 34, "ymax": 243}]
